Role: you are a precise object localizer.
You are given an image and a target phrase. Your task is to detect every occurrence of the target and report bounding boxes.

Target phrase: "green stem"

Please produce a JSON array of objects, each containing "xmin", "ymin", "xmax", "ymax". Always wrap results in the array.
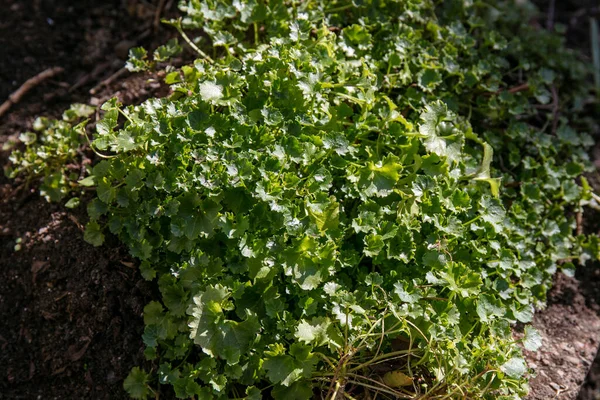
[
  {"xmin": 81, "ymin": 124, "xmax": 116, "ymax": 159},
  {"xmin": 345, "ymin": 379, "xmax": 412, "ymax": 399},
  {"xmin": 348, "ymin": 349, "xmax": 414, "ymax": 373},
  {"xmin": 324, "ymin": 3, "xmax": 353, "ymax": 14},
  {"xmin": 462, "ymin": 214, "xmax": 481, "ymax": 226},
  {"xmin": 175, "ymin": 19, "xmax": 214, "ymax": 63}
]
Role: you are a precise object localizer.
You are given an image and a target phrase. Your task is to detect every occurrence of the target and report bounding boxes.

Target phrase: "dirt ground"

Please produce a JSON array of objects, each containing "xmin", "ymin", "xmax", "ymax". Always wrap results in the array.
[
  {"xmin": 526, "ymin": 270, "xmax": 600, "ymax": 400},
  {"xmin": 1, "ymin": 0, "xmax": 600, "ymax": 399},
  {"xmin": 0, "ymin": 0, "xmax": 174, "ymax": 398}
]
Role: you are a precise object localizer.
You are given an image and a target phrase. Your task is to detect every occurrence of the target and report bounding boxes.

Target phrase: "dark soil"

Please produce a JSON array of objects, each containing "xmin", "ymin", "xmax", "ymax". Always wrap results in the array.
[
  {"xmin": 525, "ymin": 270, "xmax": 600, "ymax": 400},
  {"xmin": 0, "ymin": 186, "xmax": 153, "ymax": 399},
  {"xmin": 577, "ymin": 265, "xmax": 600, "ymax": 400},
  {"xmin": 0, "ymin": 0, "xmax": 175, "ymax": 398}
]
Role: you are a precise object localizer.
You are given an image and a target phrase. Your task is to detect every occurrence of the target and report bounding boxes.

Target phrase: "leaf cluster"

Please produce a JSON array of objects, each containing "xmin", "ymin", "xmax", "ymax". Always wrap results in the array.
[{"xmin": 6, "ymin": 0, "xmax": 599, "ymax": 399}]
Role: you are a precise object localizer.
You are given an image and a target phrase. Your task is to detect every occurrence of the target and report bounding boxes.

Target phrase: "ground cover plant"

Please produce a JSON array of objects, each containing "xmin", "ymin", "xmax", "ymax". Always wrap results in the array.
[{"xmin": 5, "ymin": 0, "xmax": 600, "ymax": 398}]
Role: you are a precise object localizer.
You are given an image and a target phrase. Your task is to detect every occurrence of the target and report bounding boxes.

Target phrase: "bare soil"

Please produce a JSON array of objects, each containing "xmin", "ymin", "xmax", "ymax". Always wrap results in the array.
[
  {"xmin": 526, "ymin": 270, "xmax": 600, "ymax": 400},
  {"xmin": 0, "ymin": 0, "xmax": 174, "ymax": 398}
]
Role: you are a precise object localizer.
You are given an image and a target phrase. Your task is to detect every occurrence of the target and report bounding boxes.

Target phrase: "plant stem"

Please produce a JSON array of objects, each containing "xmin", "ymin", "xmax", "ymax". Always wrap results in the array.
[
  {"xmin": 324, "ymin": 3, "xmax": 353, "ymax": 14},
  {"xmin": 349, "ymin": 349, "xmax": 414, "ymax": 373},
  {"xmin": 175, "ymin": 19, "xmax": 214, "ymax": 63}
]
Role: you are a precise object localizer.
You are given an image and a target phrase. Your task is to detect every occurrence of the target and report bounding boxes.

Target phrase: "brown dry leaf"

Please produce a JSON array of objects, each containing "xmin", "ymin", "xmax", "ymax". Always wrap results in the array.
[
  {"xmin": 31, "ymin": 260, "xmax": 49, "ymax": 284},
  {"xmin": 68, "ymin": 340, "xmax": 91, "ymax": 362},
  {"xmin": 383, "ymin": 370, "xmax": 413, "ymax": 387},
  {"xmin": 120, "ymin": 260, "xmax": 136, "ymax": 269}
]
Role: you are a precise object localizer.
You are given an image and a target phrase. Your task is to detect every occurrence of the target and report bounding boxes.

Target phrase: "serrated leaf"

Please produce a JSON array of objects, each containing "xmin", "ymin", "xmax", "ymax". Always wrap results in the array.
[
  {"xmin": 123, "ymin": 367, "xmax": 150, "ymax": 399},
  {"xmin": 188, "ymin": 285, "xmax": 260, "ymax": 365},
  {"xmin": 523, "ymin": 326, "xmax": 542, "ymax": 351},
  {"xmin": 306, "ymin": 196, "xmax": 339, "ymax": 233},
  {"xmin": 501, "ymin": 357, "xmax": 527, "ymax": 378},
  {"xmin": 295, "ymin": 317, "xmax": 331, "ymax": 346},
  {"xmin": 84, "ymin": 221, "xmax": 104, "ymax": 247},
  {"xmin": 97, "ymin": 178, "xmax": 116, "ymax": 203},
  {"xmin": 78, "ymin": 176, "xmax": 96, "ymax": 187},
  {"xmin": 199, "ymin": 81, "xmax": 223, "ymax": 103},
  {"xmin": 64, "ymin": 197, "xmax": 80, "ymax": 209}
]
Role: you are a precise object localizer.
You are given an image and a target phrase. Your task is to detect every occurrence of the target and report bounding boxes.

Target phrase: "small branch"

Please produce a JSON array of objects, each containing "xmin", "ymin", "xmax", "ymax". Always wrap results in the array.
[
  {"xmin": 154, "ymin": 0, "xmax": 167, "ymax": 31},
  {"xmin": 551, "ymin": 85, "xmax": 559, "ymax": 135},
  {"xmin": 484, "ymin": 83, "xmax": 530, "ymax": 97},
  {"xmin": 547, "ymin": 0, "xmax": 556, "ymax": 31},
  {"xmin": 0, "ymin": 67, "xmax": 64, "ymax": 118},
  {"xmin": 89, "ymin": 67, "xmax": 128, "ymax": 95},
  {"xmin": 507, "ymin": 83, "xmax": 530, "ymax": 94}
]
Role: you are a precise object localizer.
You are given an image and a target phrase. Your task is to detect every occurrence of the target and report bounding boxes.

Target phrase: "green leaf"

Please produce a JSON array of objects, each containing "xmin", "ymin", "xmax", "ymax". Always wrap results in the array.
[
  {"xmin": 123, "ymin": 367, "xmax": 150, "ymax": 399},
  {"xmin": 87, "ymin": 198, "xmax": 108, "ymax": 220},
  {"xmin": 126, "ymin": 47, "xmax": 150, "ymax": 72},
  {"xmin": 264, "ymin": 355, "xmax": 304, "ymax": 386},
  {"xmin": 472, "ymin": 142, "xmax": 501, "ymax": 197},
  {"xmin": 97, "ymin": 178, "xmax": 116, "ymax": 203},
  {"xmin": 264, "ymin": 345, "xmax": 316, "ymax": 388},
  {"xmin": 154, "ymin": 38, "xmax": 182, "ymax": 62},
  {"xmin": 295, "ymin": 317, "xmax": 331, "ymax": 346},
  {"xmin": 501, "ymin": 357, "xmax": 527, "ymax": 379},
  {"xmin": 188, "ymin": 285, "xmax": 260, "ymax": 365},
  {"xmin": 78, "ymin": 176, "xmax": 96, "ymax": 187},
  {"xmin": 479, "ymin": 196, "xmax": 506, "ymax": 232},
  {"xmin": 476, "ymin": 294, "xmax": 504, "ymax": 323},
  {"xmin": 306, "ymin": 196, "xmax": 339, "ymax": 233},
  {"xmin": 523, "ymin": 326, "xmax": 542, "ymax": 352},
  {"xmin": 64, "ymin": 197, "xmax": 80, "ymax": 209},
  {"xmin": 115, "ymin": 131, "xmax": 140, "ymax": 152},
  {"xmin": 394, "ymin": 282, "xmax": 421, "ymax": 304},
  {"xmin": 199, "ymin": 81, "xmax": 224, "ymax": 103},
  {"xmin": 84, "ymin": 221, "xmax": 105, "ymax": 247},
  {"xmin": 63, "ymin": 103, "xmax": 94, "ymax": 122},
  {"xmin": 40, "ymin": 173, "xmax": 66, "ymax": 202}
]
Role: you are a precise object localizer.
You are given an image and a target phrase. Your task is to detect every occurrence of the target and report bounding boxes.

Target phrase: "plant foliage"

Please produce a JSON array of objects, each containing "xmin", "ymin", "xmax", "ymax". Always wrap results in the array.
[{"xmin": 6, "ymin": 0, "xmax": 600, "ymax": 399}]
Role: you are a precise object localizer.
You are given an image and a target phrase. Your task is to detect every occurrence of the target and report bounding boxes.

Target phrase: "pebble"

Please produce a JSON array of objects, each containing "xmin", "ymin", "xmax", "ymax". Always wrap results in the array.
[{"xmin": 564, "ymin": 355, "xmax": 581, "ymax": 365}]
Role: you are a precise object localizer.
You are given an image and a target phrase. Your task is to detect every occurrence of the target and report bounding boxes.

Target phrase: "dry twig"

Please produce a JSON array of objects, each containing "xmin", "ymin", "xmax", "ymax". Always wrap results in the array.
[
  {"xmin": 0, "ymin": 67, "xmax": 64, "ymax": 118},
  {"xmin": 154, "ymin": 0, "xmax": 167, "ymax": 31},
  {"xmin": 547, "ymin": 0, "xmax": 556, "ymax": 30},
  {"xmin": 89, "ymin": 67, "xmax": 128, "ymax": 95},
  {"xmin": 551, "ymin": 85, "xmax": 559, "ymax": 135}
]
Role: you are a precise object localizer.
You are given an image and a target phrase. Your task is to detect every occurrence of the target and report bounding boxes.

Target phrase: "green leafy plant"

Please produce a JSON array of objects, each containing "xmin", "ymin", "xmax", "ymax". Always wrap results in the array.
[
  {"xmin": 6, "ymin": 0, "xmax": 600, "ymax": 399},
  {"xmin": 4, "ymin": 103, "xmax": 94, "ymax": 203}
]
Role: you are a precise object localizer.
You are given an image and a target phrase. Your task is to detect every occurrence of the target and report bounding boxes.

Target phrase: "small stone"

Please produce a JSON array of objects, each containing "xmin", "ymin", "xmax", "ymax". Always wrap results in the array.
[
  {"xmin": 549, "ymin": 382, "xmax": 560, "ymax": 391},
  {"xmin": 564, "ymin": 355, "xmax": 580, "ymax": 365},
  {"xmin": 541, "ymin": 358, "xmax": 551, "ymax": 366}
]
